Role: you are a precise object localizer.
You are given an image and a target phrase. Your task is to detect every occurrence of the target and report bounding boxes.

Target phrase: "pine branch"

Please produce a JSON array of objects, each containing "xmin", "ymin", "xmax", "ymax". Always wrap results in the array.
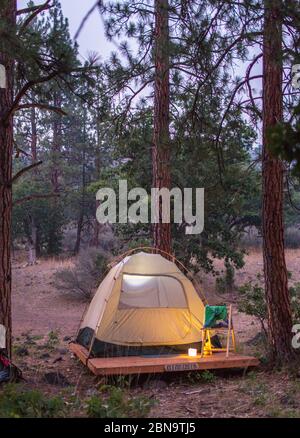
[
  {"xmin": 18, "ymin": 1, "xmax": 53, "ymax": 34},
  {"xmin": 13, "ymin": 103, "xmax": 67, "ymax": 116},
  {"xmin": 74, "ymin": 1, "xmax": 102, "ymax": 40},
  {"xmin": 215, "ymin": 74, "xmax": 263, "ymax": 152},
  {"xmin": 13, "ymin": 193, "xmax": 60, "ymax": 207},
  {"xmin": 7, "ymin": 63, "xmax": 97, "ymax": 120},
  {"xmin": 5, "ymin": 70, "xmax": 64, "ymax": 120},
  {"xmin": 11, "ymin": 161, "xmax": 43, "ymax": 184},
  {"xmin": 114, "ymin": 79, "xmax": 153, "ymax": 129},
  {"xmin": 14, "ymin": 147, "xmax": 31, "ymax": 159},
  {"xmin": 17, "ymin": 2, "xmax": 52, "ymax": 16},
  {"xmin": 245, "ymin": 53, "xmax": 263, "ymax": 119}
]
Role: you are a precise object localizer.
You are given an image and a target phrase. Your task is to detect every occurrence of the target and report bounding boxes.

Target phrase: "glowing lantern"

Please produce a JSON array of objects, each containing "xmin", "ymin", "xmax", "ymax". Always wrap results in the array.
[{"xmin": 188, "ymin": 348, "xmax": 197, "ymax": 357}]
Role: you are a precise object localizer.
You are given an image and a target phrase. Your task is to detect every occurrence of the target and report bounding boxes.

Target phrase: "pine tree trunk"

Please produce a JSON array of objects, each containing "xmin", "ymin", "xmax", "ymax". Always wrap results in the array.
[
  {"xmin": 74, "ymin": 107, "xmax": 87, "ymax": 254},
  {"xmin": 152, "ymin": 0, "xmax": 171, "ymax": 254},
  {"xmin": 28, "ymin": 215, "xmax": 37, "ymax": 266},
  {"xmin": 48, "ymin": 93, "xmax": 62, "ymax": 254},
  {"xmin": 51, "ymin": 93, "xmax": 62, "ymax": 193},
  {"xmin": 262, "ymin": 0, "xmax": 294, "ymax": 364},
  {"xmin": 74, "ymin": 211, "xmax": 84, "ymax": 255},
  {"xmin": 90, "ymin": 111, "xmax": 102, "ymax": 248},
  {"xmin": 0, "ymin": 0, "xmax": 16, "ymax": 358},
  {"xmin": 31, "ymin": 106, "xmax": 37, "ymax": 162},
  {"xmin": 28, "ymin": 107, "xmax": 38, "ymax": 264}
]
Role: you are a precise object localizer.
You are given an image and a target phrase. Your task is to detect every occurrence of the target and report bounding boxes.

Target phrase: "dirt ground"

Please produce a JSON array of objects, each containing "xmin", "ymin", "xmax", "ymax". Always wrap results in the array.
[{"xmin": 7, "ymin": 249, "xmax": 300, "ymax": 418}]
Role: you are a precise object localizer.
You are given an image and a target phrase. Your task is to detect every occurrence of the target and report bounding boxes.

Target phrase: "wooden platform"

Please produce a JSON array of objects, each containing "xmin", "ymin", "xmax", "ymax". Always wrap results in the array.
[{"xmin": 70, "ymin": 343, "xmax": 259, "ymax": 376}]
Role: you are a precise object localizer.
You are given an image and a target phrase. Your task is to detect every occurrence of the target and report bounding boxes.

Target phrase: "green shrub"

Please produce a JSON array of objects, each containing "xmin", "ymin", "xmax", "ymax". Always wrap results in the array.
[
  {"xmin": 200, "ymin": 370, "xmax": 216, "ymax": 383},
  {"xmin": 187, "ymin": 370, "xmax": 216, "ymax": 384},
  {"xmin": 86, "ymin": 386, "xmax": 154, "ymax": 418},
  {"xmin": 54, "ymin": 248, "xmax": 110, "ymax": 300},
  {"xmin": 0, "ymin": 385, "xmax": 66, "ymax": 418},
  {"xmin": 238, "ymin": 275, "xmax": 300, "ymax": 335},
  {"xmin": 43, "ymin": 330, "xmax": 60, "ymax": 350},
  {"xmin": 253, "ymin": 393, "xmax": 268, "ymax": 406},
  {"xmin": 238, "ymin": 274, "xmax": 267, "ymax": 336}
]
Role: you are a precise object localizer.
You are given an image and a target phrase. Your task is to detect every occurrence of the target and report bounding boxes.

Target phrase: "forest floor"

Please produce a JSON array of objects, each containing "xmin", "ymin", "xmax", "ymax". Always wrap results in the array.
[{"xmin": 4, "ymin": 249, "xmax": 300, "ymax": 418}]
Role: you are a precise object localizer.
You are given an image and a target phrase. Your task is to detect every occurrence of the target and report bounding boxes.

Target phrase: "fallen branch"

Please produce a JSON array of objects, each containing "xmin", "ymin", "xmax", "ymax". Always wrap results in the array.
[{"xmin": 183, "ymin": 388, "xmax": 211, "ymax": 395}]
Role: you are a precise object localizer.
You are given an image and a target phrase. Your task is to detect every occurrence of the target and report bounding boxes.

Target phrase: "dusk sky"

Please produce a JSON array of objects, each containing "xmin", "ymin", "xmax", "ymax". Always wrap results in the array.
[
  {"xmin": 17, "ymin": 0, "xmax": 114, "ymax": 61},
  {"xmin": 16, "ymin": 1, "xmax": 262, "ymax": 108},
  {"xmin": 17, "ymin": 1, "xmax": 261, "ymax": 72}
]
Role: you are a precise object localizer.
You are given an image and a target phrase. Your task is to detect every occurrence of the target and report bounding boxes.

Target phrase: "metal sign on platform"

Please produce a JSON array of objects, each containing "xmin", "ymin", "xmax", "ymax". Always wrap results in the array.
[{"xmin": 165, "ymin": 363, "xmax": 201, "ymax": 372}]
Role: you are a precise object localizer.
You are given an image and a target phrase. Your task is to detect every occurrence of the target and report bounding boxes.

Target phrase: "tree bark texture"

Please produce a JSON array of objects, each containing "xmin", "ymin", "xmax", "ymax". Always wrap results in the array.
[
  {"xmin": 0, "ymin": 0, "xmax": 17, "ymax": 358},
  {"xmin": 51, "ymin": 93, "xmax": 62, "ymax": 193},
  {"xmin": 152, "ymin": 0, "xmax": 171, "ymax": 254},
  {"xmin": 262, "ymin": 0, "xmax": 294, "ymax": 364}
]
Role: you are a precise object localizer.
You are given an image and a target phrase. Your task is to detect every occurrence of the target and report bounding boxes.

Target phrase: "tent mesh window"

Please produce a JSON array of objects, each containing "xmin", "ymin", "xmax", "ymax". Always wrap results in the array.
[{"xmin": 119, "ymin": 274, "xmax": 187, "ymax": 309}]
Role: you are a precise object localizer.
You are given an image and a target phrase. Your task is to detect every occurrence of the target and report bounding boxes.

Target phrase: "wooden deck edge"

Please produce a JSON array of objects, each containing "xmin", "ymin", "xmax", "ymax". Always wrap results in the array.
[
  {"xmin": 69, "ymin": 342, "xmax": 259, "ymax": 376},
  {"xmin": 70, "ymin": 342, "xmax": 89, "ymax": 364}
]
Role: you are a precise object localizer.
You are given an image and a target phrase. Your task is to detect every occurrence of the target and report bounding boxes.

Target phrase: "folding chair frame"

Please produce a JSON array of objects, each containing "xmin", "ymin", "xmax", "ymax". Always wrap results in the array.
[{"xmin": 200, "ymin": 305, "xmax": 236, "ymax": 358}]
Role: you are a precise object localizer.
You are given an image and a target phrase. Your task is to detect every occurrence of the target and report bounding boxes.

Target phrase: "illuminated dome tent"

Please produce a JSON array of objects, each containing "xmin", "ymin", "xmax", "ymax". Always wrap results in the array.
[{"xmin": 76, "ymin": 251, "xmax": 207, "ymax": 357}]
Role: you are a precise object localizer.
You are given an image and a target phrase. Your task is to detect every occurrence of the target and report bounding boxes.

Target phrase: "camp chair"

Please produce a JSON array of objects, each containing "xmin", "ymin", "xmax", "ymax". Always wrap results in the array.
[{"xmin": 200, "ymin": 305, "xmax": 236, "ymax": 358}]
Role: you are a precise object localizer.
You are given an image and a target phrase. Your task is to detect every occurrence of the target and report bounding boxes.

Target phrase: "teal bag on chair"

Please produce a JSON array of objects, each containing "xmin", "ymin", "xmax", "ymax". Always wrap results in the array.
[{"xmin": 204, "ymin": 305, "xmax": 228, "ymax": 328}]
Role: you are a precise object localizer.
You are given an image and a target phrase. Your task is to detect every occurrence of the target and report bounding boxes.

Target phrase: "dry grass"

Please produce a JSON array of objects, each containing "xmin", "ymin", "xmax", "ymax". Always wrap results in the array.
[{"xmin": 9, "ymin": 248, "xmax": 300, "ymax": 418}]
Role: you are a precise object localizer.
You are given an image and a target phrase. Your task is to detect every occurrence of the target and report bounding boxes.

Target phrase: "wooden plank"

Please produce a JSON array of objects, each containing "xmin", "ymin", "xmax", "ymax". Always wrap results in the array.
[
  {"xmin": 70, "ymin": 342, "xmax": 89, "ymax": 364},
  {"xmin": 69, "ymin": 343, "xmax": 259, "ymax": 376}
]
